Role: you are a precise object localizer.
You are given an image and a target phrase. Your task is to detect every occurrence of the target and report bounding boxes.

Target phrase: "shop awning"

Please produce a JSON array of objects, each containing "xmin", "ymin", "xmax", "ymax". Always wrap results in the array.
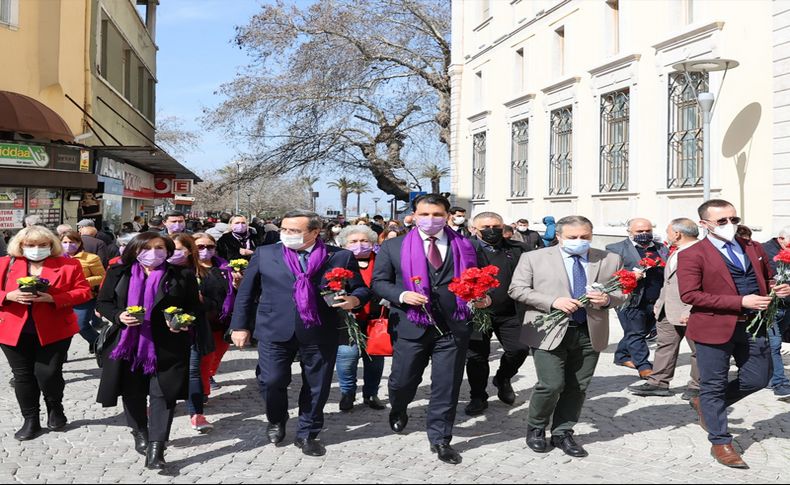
[
  {"xmin": 96, "ymin": 146, "xmax": 202, "ymax": 182},
  {"xmin": 0, "ymin": 91, "xmax": 75, "ymax": 143}
]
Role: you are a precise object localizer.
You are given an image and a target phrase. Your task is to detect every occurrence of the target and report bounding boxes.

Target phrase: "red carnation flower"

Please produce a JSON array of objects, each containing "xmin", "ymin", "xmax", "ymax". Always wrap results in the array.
[{"xmin": 775, "ymin": 249, "xmax": 790, "ymax": 264}]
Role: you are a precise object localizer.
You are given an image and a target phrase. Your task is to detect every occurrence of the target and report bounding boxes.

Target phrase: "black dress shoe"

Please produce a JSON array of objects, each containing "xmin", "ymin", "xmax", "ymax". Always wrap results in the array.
[
  {"xmin": 526, "ymin": 426, "xmax": 549, "ymax": 453},
  {"xmin": 550, "ymin": 433, "xmax": 588, "ymax": 458},
  {"xmin": 132, "ymin": 430, "xmax": 149, "ymax": 455},
  {"xmin": 363, "ymin": 395, "xmax": 386, "ymax": 410},
  {"xmin": 266, "ymin": 422, "xmax": 286, "ymax": 445},
  {"xmin": 294, "ymin": 438, "xmax": 326, "ymax": 457},
  {"xmin": 339, "ymin": 393, "xmax": 355, "ymax": 412},
  {"xmin": 430, "ymin": 443, "xmax": 462, "ymax": 465},
  {"xmin": 492, "ymin": 375, "xmax": 516, "ymax": 405},
  {"xmin": 145, "ymin": 441, "xmax": 167, "ymax": 469},
  {"xmin": 45, "ymin": 400, "xmax": 67, "ymax": 431},
  {"xmin": 628, "ymin": 382, "xmax": 672, "ymax": 397},
  {"xmin": 14, "ymin": 418, "xmax": 42, "ymax": 441},
  {"xmin": 464, "ymin": 398, "xmax": 488, "ymax": 416},
  {"xmin": 389, "ymin": 410, "xmax": 408, "ymax": 433}
]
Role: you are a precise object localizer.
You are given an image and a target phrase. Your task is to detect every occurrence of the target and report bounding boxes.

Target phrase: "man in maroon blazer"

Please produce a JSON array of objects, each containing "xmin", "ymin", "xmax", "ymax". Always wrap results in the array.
[{"xmin": 679, "ymin": 199, "xmax": 790, "ymax": 469}]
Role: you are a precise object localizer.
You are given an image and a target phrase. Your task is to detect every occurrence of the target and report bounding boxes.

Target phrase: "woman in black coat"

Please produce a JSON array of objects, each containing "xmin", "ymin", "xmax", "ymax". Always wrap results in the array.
[
  {"xmin": 96, "ymin": 232, "xmax": 208, "ymax": 470},
  {"xmin": 216, "ymin": 215, "xmax": 256, "ymax": 261}
]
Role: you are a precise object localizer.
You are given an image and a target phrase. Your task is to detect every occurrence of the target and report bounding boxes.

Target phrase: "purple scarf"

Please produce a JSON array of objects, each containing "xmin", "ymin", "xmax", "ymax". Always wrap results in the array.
[
  {"xmin": 282, "ymin": 239, "xmax": 329, "ymax": 329},
  {"xmin": 110, "ymin": 262, "xmax": 166, "ymax": 375},
  {"xmin": 211, "ymin": 256, "xmax": 236, "ymax": 321},
  {"xmin": 400, "ymin": 226, "xmax": 477, "ymax": 326}
]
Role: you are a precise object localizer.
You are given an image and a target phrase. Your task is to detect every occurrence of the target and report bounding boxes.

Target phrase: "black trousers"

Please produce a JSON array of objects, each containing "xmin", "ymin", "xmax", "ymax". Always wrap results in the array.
[
  {"xmin": 257, "ymin": 336, "xmax": 337, "ymax": 440},
  {"xmin": 122, "ymin": 375, "xmax": 176, "ymax": 442},
  {"xmin": 389, "ymin": 330, "xmax": 469, "ymax": 445},
  {"xmin": 1, "ymin": 334, "xmax": 71, "ymax": 419},
  {"xmin": 466, "ymin": 315, "xmax": 529, "ymax": 400}
]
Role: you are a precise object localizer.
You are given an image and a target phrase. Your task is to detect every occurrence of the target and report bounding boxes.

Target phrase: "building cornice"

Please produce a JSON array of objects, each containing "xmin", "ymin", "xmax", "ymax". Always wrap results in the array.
[
  {"xmin": 588, "ymin": 53, "xmax": 642, "ymax": 77},
  {"xmin": 464, "ymin": 0, "xmax": 573, "ymax": 63},
  {"xmin": 652, "ymin": 21, "xmax": 725, "ymax": 52},
  {"xmin": 473, "ymin": 16, "xmax": 493, "ymax": 33},
  {"xmin": 467, "ymin": 110, "xmax": 492, "ymax": 123},
  {"xmin": 541, "ymin": 76, "xmax": 581, "ymax": 95},
  {"xmin": 504, "ymin": 93, "xmax": 536, "ymax": 108}
]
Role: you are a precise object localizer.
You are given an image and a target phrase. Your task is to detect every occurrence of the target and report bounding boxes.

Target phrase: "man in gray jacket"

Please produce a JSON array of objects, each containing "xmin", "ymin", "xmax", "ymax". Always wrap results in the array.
[{"xmin": 509, "ymin": 215, "xmax": 625, "ymax": 458}]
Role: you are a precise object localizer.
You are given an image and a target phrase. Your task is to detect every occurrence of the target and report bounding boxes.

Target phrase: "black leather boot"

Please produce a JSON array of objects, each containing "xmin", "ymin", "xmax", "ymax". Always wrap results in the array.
[
  {"xmin": 14, "ymin": 417, "xmax": 42, "ymax": 441},
  {"xmin": 145, "ymin": 441, "xmax": 166, "ymax": 469},
  {"xmin": 45, "ymin": 400, "xmax": 68, "ymax": 431},
  {"xmin": 132, "ymin": 430, "xmax": 149, "ymax": 455}
]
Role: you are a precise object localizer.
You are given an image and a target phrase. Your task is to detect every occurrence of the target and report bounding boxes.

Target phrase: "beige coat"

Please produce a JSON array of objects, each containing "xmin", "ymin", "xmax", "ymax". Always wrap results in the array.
[
  {"xmin": 653, "ymin": 241, "xmax": 697, "ymax": 326},
  {"xmin": 508, "ymin": 246, "xmax": 625, "ymax": 352}
]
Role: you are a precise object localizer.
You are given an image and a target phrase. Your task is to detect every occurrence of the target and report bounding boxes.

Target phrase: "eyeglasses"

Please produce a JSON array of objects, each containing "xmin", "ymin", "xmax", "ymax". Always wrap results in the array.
[
  {"xmin": 705, "ymin": 217, "xmax": 741, "ymax": 226},
  {"xmin": 196, "ymin": 244, "xmax": 216, "ymax": 250}
]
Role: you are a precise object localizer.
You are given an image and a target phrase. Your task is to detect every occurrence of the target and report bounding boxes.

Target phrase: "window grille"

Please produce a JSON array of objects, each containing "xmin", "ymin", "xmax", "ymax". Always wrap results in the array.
[
  {"xmin": 599, "ymin": 89, "xmax": 629, "ymax": 192},
  {"xmin": 511, "ymin": 120, "xmax": 529, "ymax": 197},
  {"xmin": 667, "ymin": 71, "xmax": 708, "ymax": 188},
  {"xmin": 549, "ymin": 107, "xmax": 572, "ymax": 195},
  {"xmin": 472, "ymin": 132, "xmax": 487, "ymax": 200}
]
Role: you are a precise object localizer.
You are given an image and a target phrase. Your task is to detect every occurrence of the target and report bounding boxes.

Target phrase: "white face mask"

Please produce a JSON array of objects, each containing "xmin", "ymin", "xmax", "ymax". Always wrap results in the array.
[
  {"xmin": 452, "ymin": 216, "xmax": 466, "ymax": 225},
  {"xmin": 24, "ymin": 246, "xmax": 51, "ymax": 261},
  {"xmin": 281, "ymin": 234, "xmax": 305, "ymax": 250},
  {"xmin": 517, "ymin": 226, "xmax": 528, "ymax": 233},
  {"xmin": 712, "ymin": 223, "xmax": 737, "ymax": 242},
  {"xmin": 331, "ymin": 226, "xmax": 342, "ymax": 235}
]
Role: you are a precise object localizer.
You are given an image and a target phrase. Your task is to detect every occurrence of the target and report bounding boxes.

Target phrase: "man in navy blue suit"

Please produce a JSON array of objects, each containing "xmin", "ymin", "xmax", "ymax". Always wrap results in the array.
[
  {"xmin": 230, "ymin": 210, "xmax": 371, "ymax": 457},
  {"xmin": 372, "ymin": 194, "xmax": 485, "ymax": 465}
]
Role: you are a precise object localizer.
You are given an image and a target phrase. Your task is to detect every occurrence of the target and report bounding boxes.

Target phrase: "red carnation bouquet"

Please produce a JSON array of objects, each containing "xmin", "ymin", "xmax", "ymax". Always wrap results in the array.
[
  {"xmin": 533, "ymin": 269, "xmax": 639, "ymax": 333},
  {"xmin": 747, "ymin": 248, "xmax": 790, "ymax": 338},
  {"xmin": 322, "ymin": 268, "xmax": 367, "ymax": 351},
  {"xmin": 637, "ymin": 257, "xmax": 666, "ymax": 269},
  {"xmin": 448, "ymin": 265, "xmax": 500, "ymax": 333}
]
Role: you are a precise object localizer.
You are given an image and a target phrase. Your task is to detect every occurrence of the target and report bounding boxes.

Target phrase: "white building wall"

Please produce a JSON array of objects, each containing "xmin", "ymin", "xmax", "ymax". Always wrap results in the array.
[
  {"xmin": 452, "ymin": 0, "xmax": 778, "ymax": 243},
  {"xmin": 774, "ymin": 0, "xmax": 790, "ymax": 232}
]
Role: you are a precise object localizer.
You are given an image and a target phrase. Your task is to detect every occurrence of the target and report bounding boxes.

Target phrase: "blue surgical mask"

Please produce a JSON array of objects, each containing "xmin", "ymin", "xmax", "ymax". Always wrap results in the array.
[{"xmin": 561, "ymin": 238, "xmax": 591, "ymax": 256}]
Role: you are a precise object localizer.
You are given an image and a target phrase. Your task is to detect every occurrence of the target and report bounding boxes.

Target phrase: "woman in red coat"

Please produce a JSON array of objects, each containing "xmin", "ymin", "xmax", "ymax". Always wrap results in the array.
[{"xmin": 0, "ymin": 225, "xmax": 92, "ymax": 441}]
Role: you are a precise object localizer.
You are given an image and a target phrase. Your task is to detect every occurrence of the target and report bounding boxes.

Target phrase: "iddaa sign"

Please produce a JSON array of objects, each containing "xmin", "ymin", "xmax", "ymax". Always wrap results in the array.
[{"xmin": 0, "ymin": 143, "xmax": 50, "ymax": 168}]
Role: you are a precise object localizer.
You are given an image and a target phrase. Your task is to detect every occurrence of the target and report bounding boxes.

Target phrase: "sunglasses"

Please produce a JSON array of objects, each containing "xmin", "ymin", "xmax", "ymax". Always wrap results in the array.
[
  {"xmin": 705, "ymin": 217, "xmax": 741, "ymax": 226},
  {"xmin": 196, "ymin": 244, "xmax": 216, "ymax": 250}
]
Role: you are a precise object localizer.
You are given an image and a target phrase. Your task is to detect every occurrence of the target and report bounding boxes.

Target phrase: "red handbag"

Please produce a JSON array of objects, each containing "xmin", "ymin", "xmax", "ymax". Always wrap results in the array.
[{"xmin": 366, "ymin": 308, "xmax": 393, "ymax": 357}]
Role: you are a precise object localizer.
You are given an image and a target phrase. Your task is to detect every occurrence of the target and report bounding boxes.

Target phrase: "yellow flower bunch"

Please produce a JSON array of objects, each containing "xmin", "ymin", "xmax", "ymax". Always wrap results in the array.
[
  {"xmin": 126, "ymin": 306, "xmax": 145, "ymax": 314},
  {"xmin": 17, "ymin": 276, "xmax": 39, "ymax": 287},
  {"xmin": 164, "ymin": 306, "xmax": 182, "ymax": 314},
  {"xmin": 229, "ymin": 259, "xmax": 249, "ymax": 271},
  {"xmin": 175, "ymin": 313, "xmax": 196, "ymax": 326}
]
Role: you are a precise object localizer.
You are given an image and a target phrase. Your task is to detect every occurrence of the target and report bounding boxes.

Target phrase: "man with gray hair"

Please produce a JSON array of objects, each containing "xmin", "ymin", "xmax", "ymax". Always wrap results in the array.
[
  {"xmin": 464, "ymin": 211, "xmax": 532, "ymax": 416},
  {"xmin": 510, "ymin": 215, "xmax": 626, "ymax": 458},
  {"xmin": 56, "ymin": 224, "xmax": 73, "ymax": 237},
  {"xmin": 606, "ymin": 218, "xmax": 670, "ymax": 379},
  {"xmin": 630, "ymin": 218, "xmax": 701, "ymax": 398},
  {"xmin": 762, "ymin": 226, "xmax": 790, "ymax": 399}
]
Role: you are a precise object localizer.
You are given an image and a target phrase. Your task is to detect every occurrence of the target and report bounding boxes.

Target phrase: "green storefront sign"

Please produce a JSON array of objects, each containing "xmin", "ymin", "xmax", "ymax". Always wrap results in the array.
[{"xmin": 0, "ymin": 143, "xmax": 50, "ymax": 168}]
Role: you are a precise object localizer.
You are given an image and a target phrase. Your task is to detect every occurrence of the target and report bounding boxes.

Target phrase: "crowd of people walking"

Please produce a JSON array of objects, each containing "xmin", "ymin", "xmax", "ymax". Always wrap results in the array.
[{"xmin": 0, "ymin": 195, "xmax": 789, "ymax": 472}]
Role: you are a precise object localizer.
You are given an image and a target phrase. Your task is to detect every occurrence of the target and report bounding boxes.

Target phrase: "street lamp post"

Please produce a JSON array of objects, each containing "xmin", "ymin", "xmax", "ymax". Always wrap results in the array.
[
  {"xmin": 235, "ymin": 161, "xmax": 242, "ymax": 214},
  {"xmin": 671, "ymin": 58, "xmax": 739, "ymax": 202},
  {"xmin": 373, "ymin": 197, "xmax": 380, "ymax": 216}
]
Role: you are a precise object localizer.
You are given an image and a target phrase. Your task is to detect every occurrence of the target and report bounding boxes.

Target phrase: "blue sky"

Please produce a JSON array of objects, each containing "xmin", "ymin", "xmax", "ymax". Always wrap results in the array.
[{"xmin": 154, "ymin": 0, "xmax": 396, "ymax": 217}]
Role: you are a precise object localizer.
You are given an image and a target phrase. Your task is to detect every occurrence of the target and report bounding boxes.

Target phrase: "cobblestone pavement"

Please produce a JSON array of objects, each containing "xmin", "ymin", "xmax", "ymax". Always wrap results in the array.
[{"xmin": 2, "ymin": 319, "xmax": 790, "ymax": 484}]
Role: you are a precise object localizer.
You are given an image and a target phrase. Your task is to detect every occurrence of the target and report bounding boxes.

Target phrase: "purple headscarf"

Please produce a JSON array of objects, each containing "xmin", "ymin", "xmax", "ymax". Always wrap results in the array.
[
  {"xmin": 400, "ymin": 226, "xmax": 477, "ymax": 326},
  {"xmin": 282, "ymin": 239, "xmax": 328, "ymax": 329},
  {"xmin": 110, "ymin": 262, "xmax": 166, "ymax": 375}
]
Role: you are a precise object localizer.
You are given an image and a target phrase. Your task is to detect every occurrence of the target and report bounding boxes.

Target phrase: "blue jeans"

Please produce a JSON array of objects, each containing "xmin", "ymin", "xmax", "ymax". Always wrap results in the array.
[
  {"xmin": 768, "ymin": 308, "xmax": 790, "ymax": 388},
  {"xmin": 187, "ymin": 346, "xmax": 204, "ymax": 416},
  {"xmin": 615, "ymin": 303, "xmax": 656, "ymax": 371},
  {"xmin": 73, "ymin": 299, "xmax": 99, "ymax": 345},
  {"xmin": 335, "ymin": 344, "xmax": 384, "ymax": 398}
]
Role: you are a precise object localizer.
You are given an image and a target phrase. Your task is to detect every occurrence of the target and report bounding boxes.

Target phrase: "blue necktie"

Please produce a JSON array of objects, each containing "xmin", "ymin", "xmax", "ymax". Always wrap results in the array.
[
  {"xmin": 298, "ymin": 251, "xmax": 309, "ymax": 272},
  {"xmin": 571, "ymin": 255, "xmax": 587, "ymax": 324},
  {"xmin": 724, "ymin": 242, "xmax": 745, "ymax": 273}
]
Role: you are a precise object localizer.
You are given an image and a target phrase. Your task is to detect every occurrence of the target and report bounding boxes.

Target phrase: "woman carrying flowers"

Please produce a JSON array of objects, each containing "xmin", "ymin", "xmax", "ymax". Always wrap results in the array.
[
  {"xmin": 0, "ymin": 226, "xmax": 92, "ymax": 441},
  {"xmin": 96, "ymin": 232, "xmax": 207, "ymax": 470}
]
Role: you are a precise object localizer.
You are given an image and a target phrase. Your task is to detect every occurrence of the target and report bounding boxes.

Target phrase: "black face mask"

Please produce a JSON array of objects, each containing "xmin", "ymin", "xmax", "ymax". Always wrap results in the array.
[{"xmin": 480, "ymin": 227, "xmax": 504, "ymax": 246}]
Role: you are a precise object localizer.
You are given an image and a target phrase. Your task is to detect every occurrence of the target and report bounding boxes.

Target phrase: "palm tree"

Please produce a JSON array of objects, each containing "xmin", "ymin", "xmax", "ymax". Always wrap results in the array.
[
  {"xmin": 350, "ymin": 181, "xmax": 372, "ymax": 216},
  {"xmin": 303, "ymin": 175, "xmax": 320, "ymax": 211},
  {"xmin": 328, "ymin": 177, "xmax": 354, "ymax": 216},
  {"xmin": 420, "ymin": 164, "xmax": 450, "ymax": 194}
]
